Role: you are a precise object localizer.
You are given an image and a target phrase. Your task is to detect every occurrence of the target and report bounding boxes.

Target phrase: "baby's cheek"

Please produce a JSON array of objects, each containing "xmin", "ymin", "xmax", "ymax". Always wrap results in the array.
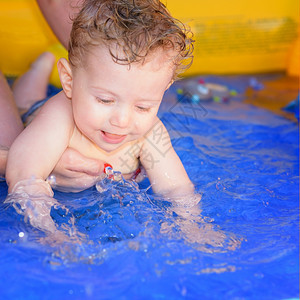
[{"xmin": 134, "ymin": 117, "xmax": 156, "ymax": 134}]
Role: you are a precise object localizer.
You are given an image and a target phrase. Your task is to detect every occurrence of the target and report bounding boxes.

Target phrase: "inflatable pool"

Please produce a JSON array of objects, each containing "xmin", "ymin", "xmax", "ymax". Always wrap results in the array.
[
  {"xmin": 0, "ymin": 0, "xmax": 299, "ymax": 87},
  {"xmin": 0, "ymin": 74, "xmax": 298, "ymax": 299}
]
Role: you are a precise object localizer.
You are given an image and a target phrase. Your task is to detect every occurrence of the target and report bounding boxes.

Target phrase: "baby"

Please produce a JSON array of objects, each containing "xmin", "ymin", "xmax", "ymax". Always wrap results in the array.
[{"xmin": 6, "ymin": 0, "xmax": 197, "ymax": 234}]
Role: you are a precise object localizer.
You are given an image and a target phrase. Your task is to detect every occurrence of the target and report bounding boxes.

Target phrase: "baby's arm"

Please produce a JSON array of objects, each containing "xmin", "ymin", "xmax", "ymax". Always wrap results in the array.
[
  {"xmin": 5, "ymin": 92, "xmax": 73, "ymax": 233},
  {"xmin": 6, "ymin": 92, "xmax": 73, "ymax": 192},
  {"xmin": 140, "ymin": 120, "xmax": 213, "ymax": 245},
  {"xmin": 140, "ymin": 119, "xmax": 195, "ymax": 201}
]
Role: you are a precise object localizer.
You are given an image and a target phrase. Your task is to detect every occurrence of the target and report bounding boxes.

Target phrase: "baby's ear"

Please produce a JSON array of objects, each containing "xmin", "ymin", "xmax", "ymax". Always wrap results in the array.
[{"xmin": 57, "ymin": 58, "xmax": 73, "ymax": 98}]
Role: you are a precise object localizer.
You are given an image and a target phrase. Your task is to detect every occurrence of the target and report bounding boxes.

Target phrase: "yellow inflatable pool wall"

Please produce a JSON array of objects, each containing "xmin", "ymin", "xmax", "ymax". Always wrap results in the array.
[
  {"xmin": 167, "ymin": 0, "xmax": 299, "ymax": 77},
  {"xmin": 0, "ymin": 0, "xmax": 67, "ymax": 87},
  {"xmin": 0, "ymin": 0, "xmax": 299, "ymax": 88}
]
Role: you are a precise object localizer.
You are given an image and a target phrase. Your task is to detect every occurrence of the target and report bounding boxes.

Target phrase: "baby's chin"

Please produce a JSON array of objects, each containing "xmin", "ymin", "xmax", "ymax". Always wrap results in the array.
[{"xmin": 96, "ymin": 142, "xmax": 124, "ymax": 153}]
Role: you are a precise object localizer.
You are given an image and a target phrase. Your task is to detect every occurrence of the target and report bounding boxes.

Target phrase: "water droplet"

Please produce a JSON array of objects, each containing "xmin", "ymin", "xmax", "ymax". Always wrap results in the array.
[{"xmin": 96, "ymin": 180, "xmax": 108, "ymax": 193}]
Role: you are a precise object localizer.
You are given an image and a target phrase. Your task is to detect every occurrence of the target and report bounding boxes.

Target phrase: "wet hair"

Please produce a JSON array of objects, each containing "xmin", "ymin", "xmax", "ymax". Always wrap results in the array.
[{"xmin": 69, "ymin": 0, "xmax": 194, "ymax": 79}]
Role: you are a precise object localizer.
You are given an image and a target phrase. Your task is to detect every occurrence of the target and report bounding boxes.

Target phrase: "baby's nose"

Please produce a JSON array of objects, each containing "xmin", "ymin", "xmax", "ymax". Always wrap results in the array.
[{"xmin": 109, "ymin": 108, "xmax": 131, "ymax": 128}]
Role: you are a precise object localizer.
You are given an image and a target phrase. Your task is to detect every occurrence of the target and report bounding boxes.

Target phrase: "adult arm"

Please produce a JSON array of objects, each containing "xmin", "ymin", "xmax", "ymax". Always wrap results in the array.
[
  {"xmin": 0, "ymin": 147, "xmax": 8, "ymax": 178},
  {"xmin": 36, "ymin": 0, "xmax": 84, "ymax": 48},
  {"xmin": 0, "ymin": 71, "xmax": 24, "ymax": 177},
  {"xmin": 0, "ymin": 72, "xmax": 23, "ymax": 148}
]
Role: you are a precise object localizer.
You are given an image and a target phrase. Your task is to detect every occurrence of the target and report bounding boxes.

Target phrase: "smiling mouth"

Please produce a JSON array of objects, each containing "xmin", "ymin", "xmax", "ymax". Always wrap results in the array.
[{"xmin": 101, "ymin": 131, "xmax": 127, "ymax": 144}]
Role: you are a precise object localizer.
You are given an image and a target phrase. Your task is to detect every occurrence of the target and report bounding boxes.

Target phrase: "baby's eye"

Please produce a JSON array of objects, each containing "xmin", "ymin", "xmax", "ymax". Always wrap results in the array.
[
  {"xmin": 96, "ymin": 98, "xmax": 114, "ymax": 104},
  {"xmin": 136, "ymin": 106, "xmax": 151, "ymax": 112}
]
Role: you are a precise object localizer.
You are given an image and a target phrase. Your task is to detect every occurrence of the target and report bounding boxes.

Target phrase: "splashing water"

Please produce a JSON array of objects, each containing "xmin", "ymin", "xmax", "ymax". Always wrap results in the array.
[{"xmin": 0, "ymin": 75, "xmax": 298, "ymax": 299}]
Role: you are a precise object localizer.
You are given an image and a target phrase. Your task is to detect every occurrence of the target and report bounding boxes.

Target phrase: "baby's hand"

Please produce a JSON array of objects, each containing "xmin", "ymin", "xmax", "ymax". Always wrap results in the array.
[
  {"xmin": 23, "ymin": 195, "xmax": 58, "ymax": 233},
  {"xmin": 5, "ymin": 179, "xmax": 59, "ymax": 234},
  {"xmin": 165, "ymin": 194, "xmax": 239, "ymax": 251}
]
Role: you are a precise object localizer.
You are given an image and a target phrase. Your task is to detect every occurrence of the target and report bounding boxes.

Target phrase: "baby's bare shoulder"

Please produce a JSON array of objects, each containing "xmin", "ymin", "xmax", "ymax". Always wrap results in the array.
[
  {"xmin": 43, "ymin": 91, "xmax": 71, "ymax": 111},
  {"xmin": 31, "ymin": 91, "xmax": 75, "ymax": 141},
  {"xmin": 37, "ymin": 92, "xmax": 73, "ymax": 124}
]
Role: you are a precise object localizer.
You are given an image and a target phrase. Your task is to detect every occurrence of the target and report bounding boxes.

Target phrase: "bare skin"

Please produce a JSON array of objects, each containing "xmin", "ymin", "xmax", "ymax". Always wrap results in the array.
[
  {"xmin": 0, "ymin": 71, "xmax": 23, "ymax": 176},
  {"xmin": 0, "ymin": 53, "xmax": 104, "ymax": 188},
  {"xmin": 0, "ymin": 72, "xmax": 23, "ymax": 147},
  {"xmin": 4, "ymin": 2, "xmax": 223, "ymax": 248},
  {"xmin": 35, "ymin": 1, "xmax": 106, "ymax": 190},
  {"xmin": 36, "ymin": 0, "xmax": 83, "ymax": 48},
  {"xmin": 6, "ymin": 45, "xmax": 195, "ymax": 235},
  {"xmin": 12, "ymin": 52, "xmax": 55, "ymax": 113}
]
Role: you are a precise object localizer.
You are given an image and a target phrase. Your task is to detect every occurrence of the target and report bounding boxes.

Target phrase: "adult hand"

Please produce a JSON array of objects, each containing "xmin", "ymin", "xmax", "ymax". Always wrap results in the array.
[{"xmin": 49, "ymin": 148, "xmax": 105, "ymax": 192}]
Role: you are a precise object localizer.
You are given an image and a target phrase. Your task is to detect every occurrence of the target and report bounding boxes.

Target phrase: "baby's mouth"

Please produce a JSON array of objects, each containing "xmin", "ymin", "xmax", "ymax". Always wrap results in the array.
[{"xmin": 101, "ymin": 131, "xmax": 127, "ymax": 144}]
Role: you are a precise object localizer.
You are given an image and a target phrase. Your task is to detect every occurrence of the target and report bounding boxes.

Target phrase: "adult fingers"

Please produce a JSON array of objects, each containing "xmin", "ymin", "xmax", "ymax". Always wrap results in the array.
[{"xmin": 57, "ymin": 148, "xmax": 105, "ymax": 176}]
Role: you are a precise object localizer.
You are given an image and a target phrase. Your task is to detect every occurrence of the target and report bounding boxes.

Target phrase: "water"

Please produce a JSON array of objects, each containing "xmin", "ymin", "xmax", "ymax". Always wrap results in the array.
[{"xmin": 0, "ymin": 75, "xmax": 298, "ymax": 299}]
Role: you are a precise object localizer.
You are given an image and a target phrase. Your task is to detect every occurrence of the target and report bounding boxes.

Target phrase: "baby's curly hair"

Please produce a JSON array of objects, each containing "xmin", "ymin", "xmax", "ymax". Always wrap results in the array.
[{"xmin": 69, "ymin": 0, "xmax": 194, "ymax": 79}]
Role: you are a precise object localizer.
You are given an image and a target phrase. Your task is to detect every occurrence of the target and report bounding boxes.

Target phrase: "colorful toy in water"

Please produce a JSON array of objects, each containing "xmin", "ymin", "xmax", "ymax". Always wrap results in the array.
[
  {"xmin": 96, "ymin": 163, "xmax": 123, "ymax": 193},
  {"xmin": 249, "ymin": 77, "xmax": 264, "ymax": 91},
  {"xmin": 96, "ymin": 163, "xmax": 141, "ymax": 193},
  {"xmin": 176, "ymin": 79, "xmax": 238, "ymax": 104}
]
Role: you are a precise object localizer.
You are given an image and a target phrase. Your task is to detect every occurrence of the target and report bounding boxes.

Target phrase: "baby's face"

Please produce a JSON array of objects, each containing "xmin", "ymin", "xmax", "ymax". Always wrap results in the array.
[{"xmin": 70, "ymin": 45, "xmax": 174, "ymax": 152}]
